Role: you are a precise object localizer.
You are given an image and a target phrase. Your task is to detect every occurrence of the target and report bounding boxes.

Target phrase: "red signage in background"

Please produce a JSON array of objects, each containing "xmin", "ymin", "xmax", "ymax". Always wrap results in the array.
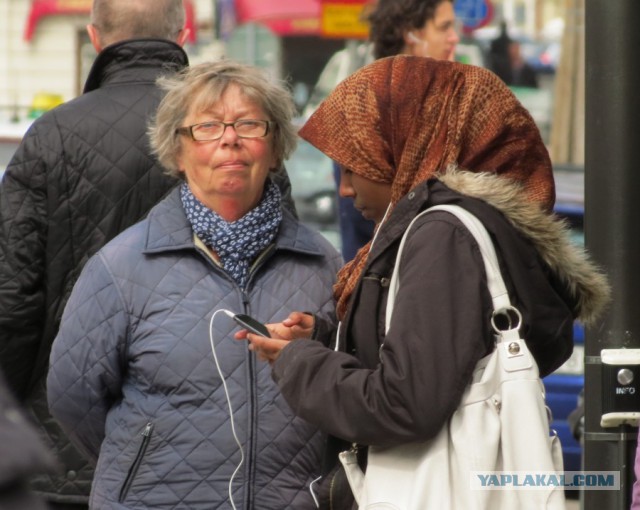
[
  {"xmin": 234, "ymin": 0, "xmax": 321, "ymax": 37},
  {"xmin": 320, "ymin": 0, "xmax": 372, "ymax": 40},
  {"xmin": 24, "ymin": 0, "xmax": 197, "ymax": 43}
]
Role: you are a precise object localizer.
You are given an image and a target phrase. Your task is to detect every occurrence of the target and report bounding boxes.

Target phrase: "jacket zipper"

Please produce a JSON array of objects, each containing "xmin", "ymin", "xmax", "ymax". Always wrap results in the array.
[
  {"xmin": 362, "ymin": 274, "xmax": 390, "ymax": 287},
  {"xmin": 242, "ymin": 291, "xmax": 257, "ymax": 509},
  {"xmin": 206, "ymin": 246, "xmax": 275, "ymax": 509},
  {"xmin": 118, "ymin": 422, "xmax": 153, "ymax": 503},
  {"xmin": 329, "ymin": 471, "xmax": 337, "ymax": 510},
  {"xmin": 242, "ymin": 247, "xmax": 277, "ymax": 509}
]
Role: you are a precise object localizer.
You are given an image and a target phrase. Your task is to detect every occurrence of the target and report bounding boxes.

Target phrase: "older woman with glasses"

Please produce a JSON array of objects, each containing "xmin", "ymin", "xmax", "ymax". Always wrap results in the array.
[{"xmin": 47, "ymin": 60, "xmax": 342, "ymax": 510}]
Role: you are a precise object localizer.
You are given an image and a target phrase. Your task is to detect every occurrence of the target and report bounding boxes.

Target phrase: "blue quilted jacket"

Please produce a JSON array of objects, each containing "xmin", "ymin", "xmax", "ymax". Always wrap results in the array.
[{"xmin": 47, "ymin": 188, "xmax": 342, "ymax": 509}]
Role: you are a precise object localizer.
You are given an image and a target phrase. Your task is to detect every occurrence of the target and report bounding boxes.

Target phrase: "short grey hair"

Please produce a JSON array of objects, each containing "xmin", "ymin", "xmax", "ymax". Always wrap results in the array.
[
  {"xmin": 149, "ymin": 60, "xmax": 298, "ymax": 179},
  {"xmin": 91, "ymin": 0, "xmax": 185, "ymax": 46}
]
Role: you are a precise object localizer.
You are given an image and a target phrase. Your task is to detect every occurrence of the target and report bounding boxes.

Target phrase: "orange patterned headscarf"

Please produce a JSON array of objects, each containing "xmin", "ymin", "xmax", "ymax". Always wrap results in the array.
[{"xmin": 299, "ymin": 56, "xmax": 555, "ymax": 319}]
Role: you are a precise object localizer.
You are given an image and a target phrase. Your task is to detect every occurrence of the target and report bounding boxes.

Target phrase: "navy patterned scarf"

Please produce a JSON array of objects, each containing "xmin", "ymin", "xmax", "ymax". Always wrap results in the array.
[{"xmin": 180, "ymin": 181, "xmax": 282, "ymax": 289}]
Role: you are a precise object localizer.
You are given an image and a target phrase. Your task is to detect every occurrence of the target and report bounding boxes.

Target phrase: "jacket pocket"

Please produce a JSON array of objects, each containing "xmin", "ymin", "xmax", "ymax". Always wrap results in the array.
[{"xmin": 118, "ymin": 422, "xmax": 153, "ymax": 503}]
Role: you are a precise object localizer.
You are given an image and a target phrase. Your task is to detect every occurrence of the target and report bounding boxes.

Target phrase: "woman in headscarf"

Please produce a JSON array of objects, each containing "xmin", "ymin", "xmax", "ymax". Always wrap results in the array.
[{"xmin": 242, "ymin": 56, "xmax": 610, "ymax": 508}]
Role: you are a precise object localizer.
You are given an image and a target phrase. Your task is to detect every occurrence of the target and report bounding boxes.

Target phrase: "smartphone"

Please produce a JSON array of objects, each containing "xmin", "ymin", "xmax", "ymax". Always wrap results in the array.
[{"xmin": 233, "ymin": 313, "xmax": 271, "ymax": 338}]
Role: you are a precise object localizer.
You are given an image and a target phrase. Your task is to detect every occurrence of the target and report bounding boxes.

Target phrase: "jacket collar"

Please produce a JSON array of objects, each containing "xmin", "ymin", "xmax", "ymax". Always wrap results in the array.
[
  {"xmin": 367, "ymin": 181, "xmax": 430, "ymax": 262},
  {"xmin": 142, "ymin": 187, "xmax": 328, "ymax": 258},
  {"xmin": 369, "ymin": 167, "xmax": 610, "ymax": 326},
  {"xmin": 83, "ymin": 39, "xmax": 189, "ymax": 93}
]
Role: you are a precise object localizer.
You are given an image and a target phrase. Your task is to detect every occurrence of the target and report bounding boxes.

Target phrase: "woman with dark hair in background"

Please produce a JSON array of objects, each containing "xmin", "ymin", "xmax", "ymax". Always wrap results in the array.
[{"xmin": 368, "ymin": 0, "xmax": 460, "ymax": 60}]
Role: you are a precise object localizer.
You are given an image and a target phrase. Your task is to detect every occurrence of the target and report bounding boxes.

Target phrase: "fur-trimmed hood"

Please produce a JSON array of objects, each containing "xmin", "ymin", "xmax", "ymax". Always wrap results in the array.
[{"xmin": 438, "ymin": 166, "xmax": 611, "ymax": 326}]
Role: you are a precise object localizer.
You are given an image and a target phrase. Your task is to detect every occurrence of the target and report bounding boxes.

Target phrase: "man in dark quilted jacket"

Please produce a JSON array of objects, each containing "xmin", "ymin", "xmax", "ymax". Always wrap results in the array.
[{"xmin": 0, "ymin": 1, "xmax": 261, "ymax": 508}]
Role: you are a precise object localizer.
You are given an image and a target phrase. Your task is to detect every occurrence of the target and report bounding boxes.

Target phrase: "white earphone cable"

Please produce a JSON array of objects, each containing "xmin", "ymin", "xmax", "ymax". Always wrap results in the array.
[{"xmin": 209, "ymin": 309, "xmax": 245, "ymax": 510}]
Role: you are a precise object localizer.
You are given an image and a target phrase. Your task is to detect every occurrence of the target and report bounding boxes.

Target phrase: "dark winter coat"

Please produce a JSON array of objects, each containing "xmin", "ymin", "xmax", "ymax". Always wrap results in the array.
[
  {"xmin": 47, "ymin": 188, "xmax": 342, "ymax": 509},
  {"xmin": 0, "ymin": 39, "xmax": 190, "ymax": 504},
  {"xmin": 271, "ymin": 170, "xmax": 609, "ymax": 498}
]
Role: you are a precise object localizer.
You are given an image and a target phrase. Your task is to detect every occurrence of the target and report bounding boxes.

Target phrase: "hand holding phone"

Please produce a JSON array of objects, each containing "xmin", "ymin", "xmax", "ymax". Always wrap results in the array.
[{"xmin": 232, "ymin": 313, "xmax": 271, "ymax": 338}]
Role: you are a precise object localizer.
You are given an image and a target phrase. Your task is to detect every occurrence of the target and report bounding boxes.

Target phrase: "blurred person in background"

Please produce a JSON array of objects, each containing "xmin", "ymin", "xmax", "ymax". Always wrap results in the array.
[
  {"xmin": 489, "ymin": 20, "xmax": 538, "ymax": 88},
  {"xmin": 334, "ymin": 0, "xmax": 460, "ymax": 261},
  {"xmin": 0, "ymin": 0, "xmax": 290, "ymax": 508},
  {"xmin": 505, "ymin": 39, "xmax": 539, "ymax": 88},
  {"xmin": 488, "ymin": 19, "xmax": 512, "ymax": 79},
  {"xmin": 47, "ymin": 60, "xmax": 341, "ymax": 509}
]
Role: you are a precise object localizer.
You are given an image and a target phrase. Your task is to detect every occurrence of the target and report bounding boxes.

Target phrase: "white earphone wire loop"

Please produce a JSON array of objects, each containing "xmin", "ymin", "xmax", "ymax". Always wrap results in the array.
[{"xmin": 209, "ymin": 309, "xmax": 245, "ymax": 510}]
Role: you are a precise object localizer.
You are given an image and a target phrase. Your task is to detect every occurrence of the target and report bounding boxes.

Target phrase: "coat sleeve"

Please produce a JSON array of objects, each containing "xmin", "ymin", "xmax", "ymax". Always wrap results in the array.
[
  {"xmin": 272, "ymin": 217, "xmax": 494, "ymax": 447},
  {"xmin": 0, "ymin": 125, "xmax": 50, "ymax": 398},
  {"xmin": 47, "ymin": 253, "xmax": 128, "ymax": 463}
]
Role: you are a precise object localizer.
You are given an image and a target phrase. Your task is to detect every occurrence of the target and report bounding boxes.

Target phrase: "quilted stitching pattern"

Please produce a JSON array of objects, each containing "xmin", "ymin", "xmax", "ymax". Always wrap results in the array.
[
  {"xmin": 0, "ymin": 40, "xmax": 188, "ymax": 502},
  {"xmin": 48, "ymin": 190, "xmax": 343, "ymax": 509}
]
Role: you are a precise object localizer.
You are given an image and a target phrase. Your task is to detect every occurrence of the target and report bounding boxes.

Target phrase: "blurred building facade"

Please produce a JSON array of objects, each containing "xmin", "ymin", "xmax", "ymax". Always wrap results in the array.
[
  {"xmin": 0, "ymin": 0, "xmax": 217, "ymax": 124},
  {"xmin": 0, "ymin": 0, "xmax": 347, "ymax": 124},
  {"xmin": 1, "ymin": 0, "xmax": 580, "ymax": 163}
]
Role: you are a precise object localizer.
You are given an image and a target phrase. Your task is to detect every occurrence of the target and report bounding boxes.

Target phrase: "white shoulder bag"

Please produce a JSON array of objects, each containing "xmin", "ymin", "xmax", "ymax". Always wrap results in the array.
[{"xmin": 339, "ymin": 204, "xmax": 566, "ymax": 510}]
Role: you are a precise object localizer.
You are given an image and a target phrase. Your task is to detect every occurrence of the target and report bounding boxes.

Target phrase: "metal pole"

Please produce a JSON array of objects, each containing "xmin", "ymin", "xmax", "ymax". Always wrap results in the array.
[{"xmin": 584, "ymin": 1, "xmax": 640, "ymax": 508}]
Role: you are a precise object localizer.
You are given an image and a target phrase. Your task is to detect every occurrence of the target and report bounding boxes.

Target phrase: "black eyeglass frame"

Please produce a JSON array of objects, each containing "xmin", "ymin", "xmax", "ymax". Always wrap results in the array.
[{"xmin": 174, "ymin": 119, "xmax": 274, "ymax": 141}]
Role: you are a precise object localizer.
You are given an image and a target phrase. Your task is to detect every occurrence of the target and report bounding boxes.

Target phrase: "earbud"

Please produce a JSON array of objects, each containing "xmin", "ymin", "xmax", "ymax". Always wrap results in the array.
[{"xmin": 408, "ymin": 31, "xmax": 421, "ymax": 44}]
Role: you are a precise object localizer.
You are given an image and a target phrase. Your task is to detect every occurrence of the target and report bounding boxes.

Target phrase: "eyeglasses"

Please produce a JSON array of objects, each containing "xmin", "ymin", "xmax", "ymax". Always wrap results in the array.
[{"xmin": 175, "ymin": 119, "xmax": 273, "ymax": 141}]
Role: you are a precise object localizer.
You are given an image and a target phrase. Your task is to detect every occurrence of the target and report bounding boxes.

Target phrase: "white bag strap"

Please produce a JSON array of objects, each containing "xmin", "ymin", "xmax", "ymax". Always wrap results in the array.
[{"xmin": 385, "ymin": 204, "xmax": 513, "ymax": 334}]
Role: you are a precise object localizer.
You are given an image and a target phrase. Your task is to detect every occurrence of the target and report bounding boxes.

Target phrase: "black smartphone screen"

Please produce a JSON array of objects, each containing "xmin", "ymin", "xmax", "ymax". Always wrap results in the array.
[{"xmin": 233, "ymin": 313, "xmax": 271, "ymax": 338}]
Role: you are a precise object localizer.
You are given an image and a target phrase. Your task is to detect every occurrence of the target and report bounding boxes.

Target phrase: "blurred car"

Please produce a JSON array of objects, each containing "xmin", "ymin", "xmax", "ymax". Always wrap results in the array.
[
  {"xmin": 286, "ymin": 138, "xmax": 340, "ymax": 248},
  {"xmin": 471, "ymin": 26, "xmax": 560, "ymax": 74},
  {"xmin": 524, "ymin": 40, "xmax": 561, "ymax": 75},
  {"xmin": 543, "ymin": 164, "xmax": 585, "ymax": 475}
]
